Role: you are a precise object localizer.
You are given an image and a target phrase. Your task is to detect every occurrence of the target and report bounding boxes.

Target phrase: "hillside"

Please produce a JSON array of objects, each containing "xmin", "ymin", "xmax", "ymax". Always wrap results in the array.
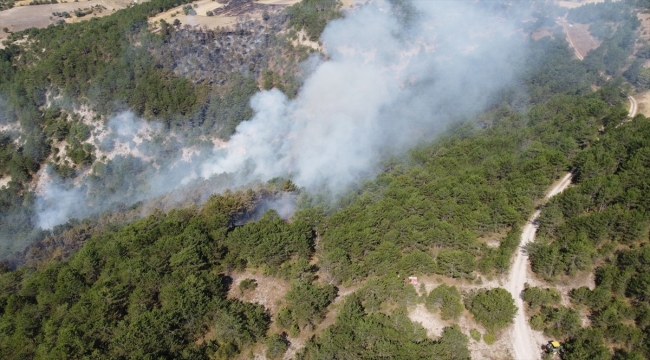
[{"xmin": 0, "ymin": 0, "xmax": 649, "ymax": 359}]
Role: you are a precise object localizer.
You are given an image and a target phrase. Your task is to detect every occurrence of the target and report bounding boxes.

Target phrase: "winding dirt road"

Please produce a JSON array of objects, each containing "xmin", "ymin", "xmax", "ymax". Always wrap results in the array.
[
  {"xmin": 628, "ymin": 95, "xmax": 638, "ymax": 118},
  {"xmin": 506, "ymin": 172, "xmax": 573, "ymax": 360}
]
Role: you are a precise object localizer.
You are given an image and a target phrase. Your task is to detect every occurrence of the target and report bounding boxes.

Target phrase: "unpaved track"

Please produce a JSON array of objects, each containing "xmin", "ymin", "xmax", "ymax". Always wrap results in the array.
[
  {"xmin": 559, "ymin": 17, "xmax": 638, "ymax": 120},
  {"xmin": 560, "ymin": 21, "xmax": 584, "ymax": 60},
  {"xmin": 628, "ymin": 95, "xmax": 637, "ymax": 118},
  {"xmin": 506, "ymin": 172, "xmax": 572, "ymax": 360}
]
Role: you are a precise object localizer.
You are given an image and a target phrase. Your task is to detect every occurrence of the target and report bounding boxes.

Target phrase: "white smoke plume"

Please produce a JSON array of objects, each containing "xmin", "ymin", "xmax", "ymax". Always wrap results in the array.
[
  {"xmin": 34, "ymin": 0, "xmax": 529, "ymax": 229},
  {"xmin": 200, "ymin": 0, "xmax": 526, "ymax": 191}
]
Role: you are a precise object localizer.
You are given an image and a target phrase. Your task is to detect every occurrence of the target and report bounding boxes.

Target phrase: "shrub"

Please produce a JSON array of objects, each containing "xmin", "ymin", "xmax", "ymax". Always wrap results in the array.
[
  {"xmin": 483, "ymin": 332, "xmax": 496, "ymax": 345},
  {"xmin": 265, "ymin": 333, "xmax": 289, "ymax": 359},
  {"xmin": 239, "ymin": 278, "xmax": 257, "ymax": 292},
  {"xmin": 470, "ymin": 329, "xmax": 481, "ymax": 341},
  {"xmin": 426, "ymin": 284, "xmax": 463, "ymax": 320}
]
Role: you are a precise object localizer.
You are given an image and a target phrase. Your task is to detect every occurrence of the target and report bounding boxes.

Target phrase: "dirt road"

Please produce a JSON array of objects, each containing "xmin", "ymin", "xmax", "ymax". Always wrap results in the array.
[
  {"xmin": 560, "ymin": 21, "xmax": 584, "ymax": 60},
  {"xmin": 628, "ymin": 95, "xmax": 638, "ymax": 118},
  {"xmin": 506, "ymin": 172, "xmax": 573, "ymax": 360}
]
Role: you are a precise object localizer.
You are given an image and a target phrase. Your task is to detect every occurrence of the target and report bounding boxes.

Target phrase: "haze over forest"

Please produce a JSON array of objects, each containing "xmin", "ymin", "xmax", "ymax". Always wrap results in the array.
[{"xmin": 0, "ymin": 0, "xmax": 650, "ymax": 359}]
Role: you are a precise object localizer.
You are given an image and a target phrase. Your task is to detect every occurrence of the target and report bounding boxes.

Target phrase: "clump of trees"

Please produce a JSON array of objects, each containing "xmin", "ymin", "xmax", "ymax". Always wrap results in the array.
[
  {"xmin": 287, "ymin": 0, "xmax": 341, "ymax": 41},
  {"xmin": 0, "ymin": 191, "xmax": 315, "ymax": 358},
  {"xmin": 426, "ymin": 284, "xmax": 463, "ymax": 320},
  {"xmin": 265, "ymin": 333, "xmax": 289, "ymax": 359},
  {"xmin": 0, "ymin": 0, "xmax": 14, "ymax": 10},
  {"xmin": 277, "ymin": 280, "xmax": 337, "ymax": 333},
  {"xmin": 522, "ymin": 285, "xmax": 561, "ymax": 311},
  {"xmin": 296, "ymin": 295, "xmax": 471, "ymax": 360},
  {"xmin": 464, "ymin": 288, "xmax": 517, "ymax": 331}
]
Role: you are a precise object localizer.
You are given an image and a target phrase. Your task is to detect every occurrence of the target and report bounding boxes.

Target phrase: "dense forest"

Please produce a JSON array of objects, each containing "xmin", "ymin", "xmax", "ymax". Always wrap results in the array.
[
  {"xmin": 0, "ymin": 0, "xmax": 650, "ymax": 358},
  {"xmin": 526, "ymin": 116, "xmax": 650, "ymax": 360}
]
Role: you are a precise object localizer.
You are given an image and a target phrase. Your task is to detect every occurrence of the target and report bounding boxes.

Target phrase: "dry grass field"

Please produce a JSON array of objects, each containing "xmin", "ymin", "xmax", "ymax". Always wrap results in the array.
[
  {"xmin": 148, "ymin": 0, "xmax": 300, "ymax": 31},
  {"xmin": 0, "ymin": 0, "xmax": 147, "ymax": 45}
]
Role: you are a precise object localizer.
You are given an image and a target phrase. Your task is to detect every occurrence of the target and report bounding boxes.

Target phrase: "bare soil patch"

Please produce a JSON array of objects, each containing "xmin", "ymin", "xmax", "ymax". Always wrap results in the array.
[
  {"xmin": 637, "ymin": 12, "xmax": 650, "ymax": 42},
  {"xmin": 227, "ymin": 270, "xmax": 291, "ymax": 315},
  {"xmin": 0, "ymin": 176, "xmax": 11, "ymax": 188},
  {"xmin": 477, "ymin": 229, "xmax": 509, "ymax": 248},
  {"xmin": 149, "ymin": 0, "xmax": 296, "ymax": 30},
  {"xmin": 407, "ymin": 303, "xmax": 447, "ymax": 338},
  {"xmin": 559, "ymin": 20, "xmax": 601, "ymax": 59},
  {"xmin": 635, "ymin": 90, "xmax": 650, "ymax": 117},
  {"xmin": 532, "ymin": 27, "xmax": 555, "ymax": 41},
  {"xmin": 555, "ymin": 0, "xmax": 611, "ymax": 9}
]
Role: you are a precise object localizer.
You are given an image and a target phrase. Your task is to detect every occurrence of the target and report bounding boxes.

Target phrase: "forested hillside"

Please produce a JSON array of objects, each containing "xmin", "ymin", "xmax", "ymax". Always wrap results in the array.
[
  {"xmin": 0, "ymin": 0, "xmax": 330, "ymax": 255},
  {"xmin": 1, "ymin": 0, "xmax": 649, "ymax": 359},
  {"xmin": 526, "ymin": 116, "xmax": 650, "ymax": 360}
]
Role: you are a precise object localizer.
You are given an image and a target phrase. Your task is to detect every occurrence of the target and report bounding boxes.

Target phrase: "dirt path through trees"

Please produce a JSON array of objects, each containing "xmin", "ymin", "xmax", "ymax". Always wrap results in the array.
[
  {"xmin": 506, "ymin": 172, "xmax": 573, "ymax": 360},
  {"xmin": 560, "ymin": 21, "xmax": 584, "ymax": 60},
  {"xmin": 628, "ymin": 95, "xmax": 638, "ymax": 117}
]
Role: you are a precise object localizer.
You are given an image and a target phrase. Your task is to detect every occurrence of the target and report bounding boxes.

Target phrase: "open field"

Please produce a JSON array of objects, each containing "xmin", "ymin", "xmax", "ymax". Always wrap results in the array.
[
  {"xmin": 556, "ymin": 0, "xmax": 611, "ymax": 9},
  {"xmin": 637, "ymin": 12, "xmax": 650, "ymax": 43},
  {"xmin": 148, "ymin": 0, "xmax": 299, "ymax": 30},
  {"xmin": 563, "ymin": 22, "xmax": 600, "ymax": 58},
  {"xmin": 0, "ymin": 0, "xmax": 143, "ymax": 45},
  {"xmin": 557, "ymin": 17, "xmax": 601, "ymax": 60},
  {"xmin": 148, "ymin": 0, "xmax": 237, "ymax": 30}
]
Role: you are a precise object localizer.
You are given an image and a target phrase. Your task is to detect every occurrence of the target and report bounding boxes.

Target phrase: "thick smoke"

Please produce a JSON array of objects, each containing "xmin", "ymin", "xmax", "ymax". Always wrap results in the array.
[
  {"xmin": 35, "ymin": 0, "xmax": 529, "ymax": 229},
  {"xmin": 200, "ymin": 0, "xmax": 526, "ymax": 191}
]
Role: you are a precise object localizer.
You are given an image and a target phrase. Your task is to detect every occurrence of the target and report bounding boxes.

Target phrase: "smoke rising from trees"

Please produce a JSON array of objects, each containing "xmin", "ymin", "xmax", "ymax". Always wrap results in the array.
[
  {"xmin": 200, "ymin": 1, "xmax": 526, "ymax": 190},
  {"xmin": 35, "ymin": 0, "xmax": 529, "ymax": 229}
]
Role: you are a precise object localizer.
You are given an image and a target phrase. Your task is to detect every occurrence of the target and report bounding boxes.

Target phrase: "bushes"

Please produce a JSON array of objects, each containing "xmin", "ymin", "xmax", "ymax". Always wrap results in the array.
[
  {"xmin": 529, "ymin": 306, "xmax": 581, "ymax": 338},
  {"xmin": 426, "ymin": 284, "xmax": 463, "ymax": 320},
  {"xmin": 296, "ymin": 295, "xmax": 471, "ymax": 360},
  {"xmin": 277, "ymin": 280, "xmax": 337, "ymax": 331},
  {"xmin": 239, "ymin": 278, "xmax": 257, "ymax": 292},
  {"xmin": 523, "ymin": 286, "xmax": 561, "ymax": 310},
  {"xmin": 464, "ymin": 288, "xmax": 517, "ymax": 331},
  {"xmin": 265, "ymin": 333, "xmax": 289, "ymax": 359},
  {"xmin": 483, "ymin": 332, "xmax": 496, "ymax": 345},
  {"xmin": 287, "ymin": 0, "xmax": 341, "ymax": 41}
]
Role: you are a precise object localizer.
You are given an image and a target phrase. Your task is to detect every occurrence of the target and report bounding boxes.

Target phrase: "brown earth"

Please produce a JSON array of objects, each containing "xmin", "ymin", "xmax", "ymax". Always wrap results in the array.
[
  {"xmin": 0, "ymin": 0, "xmax": 144, "ymax": 45},
  {"xmin": 637, "ymin": 12, "xmax": 650, "ymax": 42},
  {"xmin": 148, "ymin": 0, "xmax": 298, "ymax": 30},
  {"xmin": 634, "ymin": 91, "xmax": 650, "ymax": 117},
  {"xmin": 555, "ymin": 0, "xmax": 612, "ymax": 9},
  {"xmin": 558, "ymin": 19, "xmax": 601, "ymax": 60},
  {"xmin": 531, "ymin": 27, "xmax": 555, "ymax": 41}
]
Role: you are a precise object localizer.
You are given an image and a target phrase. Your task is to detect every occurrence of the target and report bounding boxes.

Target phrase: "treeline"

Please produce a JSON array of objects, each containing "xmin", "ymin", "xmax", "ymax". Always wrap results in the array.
[
  {"xmin": 0, "ymin": 190, "xmax": 319, "ymax": 358},
  {"xmin": 567, "ymin": 0, "xmax": 636, "ymax": 25},
  {"xmin": 296, "ymin": 275, "xmax": 517, "ymax": 359},
  {"xmin": 315, "ymin": 86, "xmax": 625, "ymax": 285},
  {"xmin": 527, "ymin": 117, "xmax": 650, "ymax": 359},
  {"xmin": 564, "ymin": 0, "xmax": 641, "ymax": 79},
  {"xmin": 287, "ymin": 0, "xmax": 341, "ymax": 41},
  {"xmin": 2, "ymin": 0, "xmax": 202, "ymax": 118},
  {"xmin": 0, "ymin": 0, "xmax": 317, "ymax": 254},
  {"xmin": 0, "ymin": 0, "xmax": 13, "ymax": 10},
  {"xmin": 297, "ymin": 295, "xmax": 471, "ymax": 360}
]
